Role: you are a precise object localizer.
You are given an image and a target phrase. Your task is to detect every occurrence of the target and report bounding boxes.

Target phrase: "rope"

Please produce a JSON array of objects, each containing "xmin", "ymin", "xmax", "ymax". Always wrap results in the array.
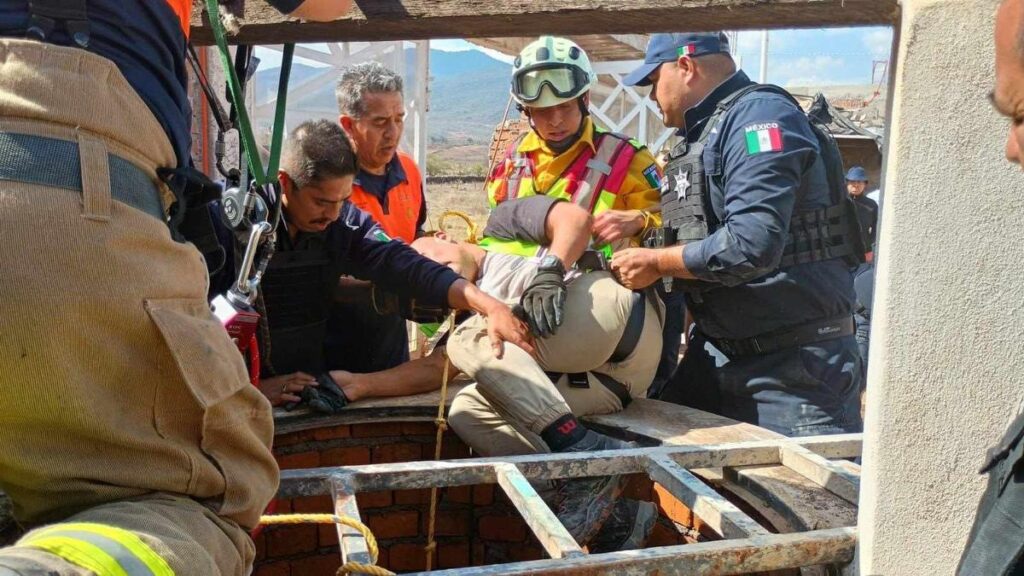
[
  {"xmin": 258, "ymin": 514, "xmax": 394, "ymax": 576},
  {"xmin": 436, "ymin": 210, "xmax": 479, "ymax": 244},
  {"xmin": 423, "ymin": 312, "xmax": 458, "ymax": 570}
]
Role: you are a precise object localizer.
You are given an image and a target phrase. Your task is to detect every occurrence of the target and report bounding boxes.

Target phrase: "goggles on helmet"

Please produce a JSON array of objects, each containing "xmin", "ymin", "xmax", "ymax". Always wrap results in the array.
[{"xmin": 511, "ymin": 63, "xmax": 590, "ymax": 104}]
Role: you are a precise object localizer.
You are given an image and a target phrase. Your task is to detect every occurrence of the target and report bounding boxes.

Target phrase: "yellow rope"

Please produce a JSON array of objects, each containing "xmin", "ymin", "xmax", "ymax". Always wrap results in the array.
[
  {"xmin": 436, "ymin": 210, "xmax": 479, "ymax": 244},
  {"xmin": 424, "ymin": 312, "xmax": 457, "ymax": 570},
  {"xmin": 258, "ymin": 514, "xmax": 395, "ymax": 576}
]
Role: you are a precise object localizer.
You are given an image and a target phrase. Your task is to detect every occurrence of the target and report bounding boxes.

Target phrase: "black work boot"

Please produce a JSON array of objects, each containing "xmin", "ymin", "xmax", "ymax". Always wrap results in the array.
[
  {"xmin": 554, "ymin": 429, "xmax": 635, "ymax": 545},
  {"xmin": 587, "ymin": 498, "xmax": 658, "ymax": 553}
]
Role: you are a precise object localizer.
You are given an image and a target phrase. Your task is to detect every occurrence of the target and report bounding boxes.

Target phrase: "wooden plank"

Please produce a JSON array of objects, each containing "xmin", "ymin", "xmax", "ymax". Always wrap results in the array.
[
  {"xmin": 779, "ymin": 444, "xmax": 860, "ymax": 505},
  {"xmin": 647, "ymin": 455, "xmax": 770, "ymax": 539},
  {"xmin": 792, "ymin": 434, "xmax": 863, "ymax": 460},
  {"xmin": 189, "ymin": 0, "xmax": 898, "ymax": 46},
  {"xmin": 584, "ymin": 400, "xmax": 862, "ymax": 548},
  {"xmin": 405, "ymin": 527, "xmax": 857, "ymax": 576},
  {"xmin": 470, "ymin": 35, "xmax": 646, "ymax": 61},
  {"xmin": 332, "ymin": 477, "xmax": 373, "ymax": 569},
  {"xmin": 724, "ymin": 465, "xmax": 857, "ymax": 531},
  {"xmin": 493, "ymin": 463, "xmax": 585, "ymax": 559},
  {"xmin": 585, "ymin": 398, "xmax": 782, "ymax": 446}
]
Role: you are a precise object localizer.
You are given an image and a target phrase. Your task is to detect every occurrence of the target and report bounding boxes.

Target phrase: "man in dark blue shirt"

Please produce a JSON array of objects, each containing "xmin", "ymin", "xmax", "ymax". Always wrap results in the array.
[
  {"xmin": 611, "ymin": 32, "xmax": 862, "ymax": 437},
  {"xmin": 226, "ymin": 120, "xmax": 531, "ymax": 410}
]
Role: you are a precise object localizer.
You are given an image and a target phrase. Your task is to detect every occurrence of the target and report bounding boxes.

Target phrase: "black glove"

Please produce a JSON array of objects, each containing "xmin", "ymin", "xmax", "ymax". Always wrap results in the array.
[
  {"xmin": 300, "ymin": 373, "xmax": 350, "ymax": 414},
  {"xmin": 520, "ymin": 255, "xmax": 567, "ymax": 338}
]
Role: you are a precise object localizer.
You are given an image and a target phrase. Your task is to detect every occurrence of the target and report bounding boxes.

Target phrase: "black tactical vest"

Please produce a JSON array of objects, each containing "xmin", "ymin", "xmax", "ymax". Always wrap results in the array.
[
  {"xmin": 650, "ymin": 84, "xmax": 867, "ymax": 291},
  {"xmin": 260, "ymin": 245, "xmax": 332, "ymax": 376}
]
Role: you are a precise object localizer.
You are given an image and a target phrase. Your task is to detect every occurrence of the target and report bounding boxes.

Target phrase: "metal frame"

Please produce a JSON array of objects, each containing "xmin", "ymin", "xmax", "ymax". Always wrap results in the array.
[
  {"xmin": 278, "ymin": 434, "xmax": 862, "ymax": 575},
  {"xmin": 589, "ymin": 60, "xmax": 676, "ymax": 153},
  {"xmin": 254, "ymin": 40, "xmax": 431, "ymax": 172}
]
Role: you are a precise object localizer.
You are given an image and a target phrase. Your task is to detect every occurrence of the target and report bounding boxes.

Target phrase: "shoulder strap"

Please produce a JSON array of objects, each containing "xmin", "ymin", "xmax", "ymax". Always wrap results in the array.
[
  {"xmin": 698, "ymin": 83, "xmax": 801, "ymax": 145},
  {"xmin": 504, "ymin": 133, "xmax": 532, "ymax": 202},
  {"xmin": 575, "ymin": 131, "xmax": 631, "ymax": 213}
]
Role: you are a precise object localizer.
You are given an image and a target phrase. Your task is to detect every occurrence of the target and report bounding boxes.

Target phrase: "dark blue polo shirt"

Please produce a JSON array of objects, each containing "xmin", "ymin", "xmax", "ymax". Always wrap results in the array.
[
  {"xmin": 678, "ymin": 71, "xmax": 856, "ymax": 340},
  {"xmin": 0, "ymin": 0, "xmax": 301, "ymax": 167}
]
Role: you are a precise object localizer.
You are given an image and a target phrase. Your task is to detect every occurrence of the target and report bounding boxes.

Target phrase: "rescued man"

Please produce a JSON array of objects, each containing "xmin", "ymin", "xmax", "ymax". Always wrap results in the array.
[
  {"xmin": 323, "ymin": 193, "xmax": 664, "ymax": 551},
  {"xmin": 215, "ymin": 119, "xmax": 530, "ymax": 410},
  {"xmin": 0, "ymin": 1, "xmax": 352, "ymax": 575},
  {"xmin": 326, "ymin": 62, "xmax": 430, "ymax": 375},
  {"xmin": 412, "ymin": 194, "xmax": 664, "ymax": 551}
]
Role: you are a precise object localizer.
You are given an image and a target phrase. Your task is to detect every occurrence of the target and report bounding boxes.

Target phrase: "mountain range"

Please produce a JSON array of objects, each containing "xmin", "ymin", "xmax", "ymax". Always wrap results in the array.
[{"xmin": 253, "ymin": 47, "xmax": 513, "ymax": 147}]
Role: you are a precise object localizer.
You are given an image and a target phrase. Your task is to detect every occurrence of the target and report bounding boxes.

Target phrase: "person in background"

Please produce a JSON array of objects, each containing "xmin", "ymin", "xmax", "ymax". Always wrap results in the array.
[
  {"xmin": 845, "ymin": 165, "xmax": 879, "ymax": 261},
  {"xmin": 326, "ymin": 62, "xmax": 430, "ymax": 375}
]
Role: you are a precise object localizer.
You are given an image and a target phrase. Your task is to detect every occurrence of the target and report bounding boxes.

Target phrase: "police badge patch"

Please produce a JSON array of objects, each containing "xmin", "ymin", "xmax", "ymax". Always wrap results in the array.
[{"xmin": 675, "ymin": 168, "xmax": 691, "ymax": 200}]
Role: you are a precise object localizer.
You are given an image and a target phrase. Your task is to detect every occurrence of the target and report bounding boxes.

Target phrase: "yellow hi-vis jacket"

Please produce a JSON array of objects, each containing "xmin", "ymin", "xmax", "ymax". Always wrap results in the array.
[{"xmin": 483, "ymin": 118, "xmax": 663, "ymax": 257}]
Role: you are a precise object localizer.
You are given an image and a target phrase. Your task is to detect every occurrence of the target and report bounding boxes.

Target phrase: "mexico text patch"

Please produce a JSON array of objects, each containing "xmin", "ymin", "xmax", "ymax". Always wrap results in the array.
[
  {"xmin": 744, "ymin": 123, "xmax": 783, "ymax": 154},
  {"xmin": 642, "ymin": 164, "xmax": 662, "ymax": 189}
]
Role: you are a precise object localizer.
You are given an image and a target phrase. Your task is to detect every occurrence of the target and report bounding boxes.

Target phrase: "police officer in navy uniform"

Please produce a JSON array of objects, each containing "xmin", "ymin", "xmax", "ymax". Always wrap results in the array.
[{"xmin": 611, "ymin": 32, "xmax": 863, "ymax": 437}]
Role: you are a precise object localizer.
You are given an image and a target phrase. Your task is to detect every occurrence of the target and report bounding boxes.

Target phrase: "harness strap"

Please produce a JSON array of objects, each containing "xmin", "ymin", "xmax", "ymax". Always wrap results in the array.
[
  {"xmin": 204, "ymin": 0, "xmax": 293, "ymax": 185},
  {"xmin": 545, "ymin": 371, "xmax": 633, "ymax": 409},
  {"xmin": 575, "ymin": 133, "xmax": 631, "ymax": 213},
  {"xmin": 503, "ymin": 135, "xmax": 530, "ymax": 202},
  {"xmin": 542, "ymin": 290, "xmax": 646, "ymax": 407},
  {"xmin": 609, "ymin": 290, "xmax": 646, "ymax": 363}
]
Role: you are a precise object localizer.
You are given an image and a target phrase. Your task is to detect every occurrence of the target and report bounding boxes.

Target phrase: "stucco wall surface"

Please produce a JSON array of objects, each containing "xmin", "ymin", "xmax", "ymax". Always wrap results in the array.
[{"xmin": 858, "ymin": 0, "xmax": 1024, "ymax": 573}]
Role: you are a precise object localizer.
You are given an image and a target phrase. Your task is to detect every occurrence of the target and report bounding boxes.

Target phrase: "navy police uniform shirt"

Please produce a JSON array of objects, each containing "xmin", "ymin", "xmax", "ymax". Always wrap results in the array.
[
  {"xmin": 678, "ymin": 71, "xmax": 856, "ymax": 340},
  {"xmin": 211, "ymin": 201, "xmax": 460, "ymax": 306},
  {"xmin": 0, "ymin": 0, "xmax": 302, "ymax": 167}
]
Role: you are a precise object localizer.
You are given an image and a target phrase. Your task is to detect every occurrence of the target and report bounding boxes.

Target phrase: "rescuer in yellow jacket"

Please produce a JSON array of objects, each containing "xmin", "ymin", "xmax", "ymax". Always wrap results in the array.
[{"xmin": 485, "ymin": 36, "xmax": 662, "ymax": 261}]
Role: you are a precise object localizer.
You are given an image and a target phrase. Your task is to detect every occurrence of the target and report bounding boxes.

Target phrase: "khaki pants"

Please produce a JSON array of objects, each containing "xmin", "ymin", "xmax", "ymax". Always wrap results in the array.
[
  {"xmin": 447, "ymin": 272, "xmax": 663, "ymax": 456},
  {"xmin": 0, "ymin": 40, "xmax": 277, "ymax": 575}
]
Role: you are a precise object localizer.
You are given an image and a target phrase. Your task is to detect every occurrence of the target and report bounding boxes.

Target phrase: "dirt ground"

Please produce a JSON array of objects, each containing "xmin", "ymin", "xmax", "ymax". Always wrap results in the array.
[{"xmin": 423, "ymin": 180, "xmax": 490, "ymax": 239}]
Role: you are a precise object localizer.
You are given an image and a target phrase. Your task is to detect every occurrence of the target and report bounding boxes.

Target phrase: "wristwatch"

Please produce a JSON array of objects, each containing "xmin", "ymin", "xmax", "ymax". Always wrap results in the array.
[{"xmin": 537, "ymin": 254, "xmax": 566, "ymax": 275}]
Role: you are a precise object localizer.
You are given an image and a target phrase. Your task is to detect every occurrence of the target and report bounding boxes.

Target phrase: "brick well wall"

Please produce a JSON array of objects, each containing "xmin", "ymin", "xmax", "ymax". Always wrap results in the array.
[{"xmin": 256, "ymin": 420, "xmax": 718, "ymax": 575}]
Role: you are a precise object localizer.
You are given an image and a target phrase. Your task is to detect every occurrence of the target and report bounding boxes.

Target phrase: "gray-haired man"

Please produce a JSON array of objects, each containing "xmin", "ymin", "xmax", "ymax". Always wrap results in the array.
[{"xmin": 327, "ymin": 62, "xmax": 430, "ymax": 374}]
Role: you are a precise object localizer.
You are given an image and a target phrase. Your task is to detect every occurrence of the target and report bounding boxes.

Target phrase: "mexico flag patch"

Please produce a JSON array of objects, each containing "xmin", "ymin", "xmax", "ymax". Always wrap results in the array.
[{"xmin": 744, "ymin": 123, "xmax": 783, "ymax": 155}]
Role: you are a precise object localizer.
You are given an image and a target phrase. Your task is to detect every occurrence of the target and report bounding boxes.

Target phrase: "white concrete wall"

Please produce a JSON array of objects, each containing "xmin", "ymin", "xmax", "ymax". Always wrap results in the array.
[{"xmin": 857, "ymin": 0, "xmax": 1024, "ymax": 573}]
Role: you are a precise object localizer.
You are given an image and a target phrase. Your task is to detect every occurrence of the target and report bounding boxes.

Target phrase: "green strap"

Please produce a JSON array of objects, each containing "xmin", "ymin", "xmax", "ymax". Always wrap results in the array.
[{"xmin": 204, "ymin": 0, "xmax": 292, "ymax": 185}]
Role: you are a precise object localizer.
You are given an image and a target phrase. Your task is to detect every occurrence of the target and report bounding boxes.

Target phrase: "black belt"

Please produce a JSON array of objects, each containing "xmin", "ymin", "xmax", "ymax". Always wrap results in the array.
[
  {"xmin": 542, "ymin": 290, "xmax": 647, "ymax": 408},
  {"xmin": 708, "ymin": 315, "xmax": 855, "ymax": 358},
  {"xmin": 0, "ymin": 131, "xmax": 164, "ymax": 221}
]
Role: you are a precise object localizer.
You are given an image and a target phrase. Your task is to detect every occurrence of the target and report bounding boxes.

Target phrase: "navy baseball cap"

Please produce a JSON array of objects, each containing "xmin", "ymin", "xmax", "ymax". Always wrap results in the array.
[
  {"xmin": 624, "ymin": 32, "xmax": 731, "ymax": 87},
  {"xmin": 845, "ymin": 166, "xmax": 869, "ymax": 181}
]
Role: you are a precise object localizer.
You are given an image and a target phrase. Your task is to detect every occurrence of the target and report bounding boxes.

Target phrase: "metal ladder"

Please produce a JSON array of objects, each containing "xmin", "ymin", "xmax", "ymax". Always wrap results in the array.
[{"xmin": 279, "ymin": 433, "xmax": 862, "ymax": 575}]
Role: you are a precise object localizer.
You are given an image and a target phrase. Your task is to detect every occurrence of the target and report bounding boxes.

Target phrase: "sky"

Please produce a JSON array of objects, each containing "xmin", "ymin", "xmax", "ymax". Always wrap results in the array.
[
  {"xmin": 430, "ymin": 27, "xmax": 893, "ymax": 88},
  {"xmin": 256, "ymin": 26, "xmax": 894, "ymax": 88}
]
